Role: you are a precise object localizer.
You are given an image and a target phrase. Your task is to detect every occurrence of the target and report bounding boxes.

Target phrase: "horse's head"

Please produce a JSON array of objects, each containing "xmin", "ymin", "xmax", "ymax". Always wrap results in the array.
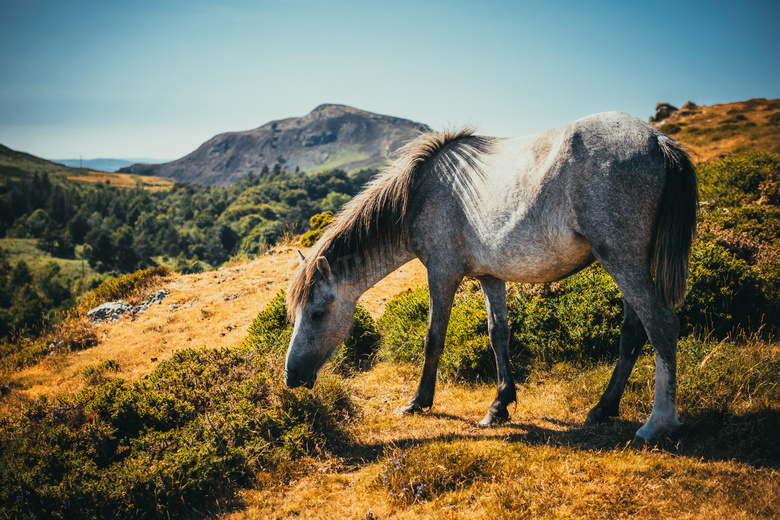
[{"xmin": 285, "ymin": 255, "xmax": 355, "ymax": 389}]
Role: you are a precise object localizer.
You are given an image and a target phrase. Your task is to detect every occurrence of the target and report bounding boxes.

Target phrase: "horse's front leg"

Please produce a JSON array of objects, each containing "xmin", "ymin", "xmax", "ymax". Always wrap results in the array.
[
  {"xmin": 400, "ymin": 273, "xmax": 462, "ymax": 414},
  {"xmin": 478, "ymin": 276, "xmax": 516, "ymax": 426}
]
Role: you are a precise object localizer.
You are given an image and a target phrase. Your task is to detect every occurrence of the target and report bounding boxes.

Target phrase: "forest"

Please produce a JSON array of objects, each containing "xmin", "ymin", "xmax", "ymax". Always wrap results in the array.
[{"xmin": 0, "ymin": 165, "xmax": 376, "ymax": 337}]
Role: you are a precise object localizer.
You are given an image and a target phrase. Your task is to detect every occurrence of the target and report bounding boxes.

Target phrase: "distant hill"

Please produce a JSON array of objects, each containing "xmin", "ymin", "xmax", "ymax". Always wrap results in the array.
[
  {"xmin": 650, "ymin": 98, "xmax": 780, "ymax": 162},
  {"xmin": 0, "ymin": 143, "xmax": 78, "ymax": 178},
  {"xmin": 118, "ymin": 104, "xmax": 431, "ymax": 186},
  {"xmin": 52, "ymin": 158, "xmax": 167, "ymax": 172},
  {"xmin": 0, "ymin": 144, "xmax": 174, "ymax": 191}
]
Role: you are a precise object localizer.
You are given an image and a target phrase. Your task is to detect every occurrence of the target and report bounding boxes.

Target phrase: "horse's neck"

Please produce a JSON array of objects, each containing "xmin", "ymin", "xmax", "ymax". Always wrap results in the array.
[{"xmin": 338, "ymin": 245, "xmax": 415, "ymax": 301}]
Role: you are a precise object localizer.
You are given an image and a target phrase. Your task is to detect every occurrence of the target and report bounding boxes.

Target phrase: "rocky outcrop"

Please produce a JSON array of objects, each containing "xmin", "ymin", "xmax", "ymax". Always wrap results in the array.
[
  {"xmin": 119, "ymin": 104, "xmax": 431, "ymax": 186},
  {"xmin": 649, "ymin": 102, "xmax": 679, "ymax": 123},
  {"xmin": 87, "ymin": 290, "xmax": 168, "ymax": 322}
]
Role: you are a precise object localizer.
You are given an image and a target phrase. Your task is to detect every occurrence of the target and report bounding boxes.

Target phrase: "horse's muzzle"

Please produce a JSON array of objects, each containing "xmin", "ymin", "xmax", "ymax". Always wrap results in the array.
[{"xmin": 284, "ymin": 368, "xmax": 317, "ymax": 389}]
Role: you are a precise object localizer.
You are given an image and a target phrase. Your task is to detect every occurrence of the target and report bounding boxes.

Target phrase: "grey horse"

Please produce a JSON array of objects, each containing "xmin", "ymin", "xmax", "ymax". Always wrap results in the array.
[{"xmin": 284, "ymin": 112, "xmax": 698, "ymax": 442}]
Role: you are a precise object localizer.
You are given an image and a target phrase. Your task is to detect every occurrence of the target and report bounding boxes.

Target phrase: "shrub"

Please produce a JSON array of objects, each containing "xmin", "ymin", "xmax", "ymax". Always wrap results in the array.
[
  {"xmin": 517, "ymin": 265, "xmax": 624, "ymax": 362},
  {"xmin": 299, "ymin": 211, "xmax": 333, "ymax": 247},
  {"xmin": 378, "ymin": 285, "xmax": 506, "ymax": 381},
  {"xmin": 378, "ymin": 265, "xmax": 625, "ymax": 382},
  {"xmin": 679, "ymin": 241, "xmax": 768, "ymax": 336},
  {"xmin": 0, "ymin": 320, "xmax": 356, "ymax": 518},
  {"xmin": 334, "ymin": 304, "xmax": 381, "ymax": 373},
  {"xmin": 698, "ymin": 152, "xmax": 780, "ymax": 207},
  {"xmin": 376, "ymin": 286, "xmax": 430, "ymax": 366},
  {"xmin": 74, "ymin": 266, "xmax": 171, "ymax": 318},
  {"xmin": 243, "ymin": 290, "xmax": 291, "ymax": 357}
]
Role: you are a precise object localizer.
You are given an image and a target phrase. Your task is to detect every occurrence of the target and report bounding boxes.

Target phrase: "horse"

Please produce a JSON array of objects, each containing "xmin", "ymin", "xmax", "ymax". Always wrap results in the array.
[{"xmin": 283, "ymin": 111, "xmax": 698, "ymax": 442}]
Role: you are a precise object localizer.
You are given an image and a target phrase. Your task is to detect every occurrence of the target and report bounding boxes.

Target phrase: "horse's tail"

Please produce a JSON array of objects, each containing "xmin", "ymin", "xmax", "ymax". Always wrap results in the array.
[{"xmin": 653, "ymin": 135, "xmax": 699, "ymax": 308}]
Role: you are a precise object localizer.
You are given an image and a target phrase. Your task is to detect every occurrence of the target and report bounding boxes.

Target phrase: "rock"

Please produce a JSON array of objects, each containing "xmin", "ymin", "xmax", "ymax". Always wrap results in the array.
[
  {"xmin": 136, "ymin": 289, "xmax": 168, "ymax": 314},
  {"xmin": 650, "ymin": 102, "xmax": 679, "ymax": 123},
  {"xmin": 87, "ymin": 301, "xmax": 136, "ymax": 322},
  {"xmin": 87, "ymin": 290, "xmax": 168, "ymax": 321},
  {"xmin": 682, "ymin": 101, "xmax": 697, "ymax": 110}
]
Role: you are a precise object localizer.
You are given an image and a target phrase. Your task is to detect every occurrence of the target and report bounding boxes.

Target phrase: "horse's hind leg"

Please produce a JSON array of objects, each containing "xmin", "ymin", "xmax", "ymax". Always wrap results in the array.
[
  {"xmin": 400, "ymin": 272, "xmax": 462, "ymax": 414},
  {"xmin": 478, "ymin": 276, "xmax": 517, "ymax": 426},
  {"xmin": 586, "ymin": 301, "xmax": 647, "ymax": 423},
  {"xmin": 600, "ymin": 266, "xmax": 682, "ymax": 441}
]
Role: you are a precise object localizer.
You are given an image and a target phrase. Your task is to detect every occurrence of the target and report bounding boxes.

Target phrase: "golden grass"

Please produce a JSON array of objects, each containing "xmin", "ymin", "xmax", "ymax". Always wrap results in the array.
[
  {"xmin": 2, "ymin": 250, "xmax": 426, "ymax": 407},
  {"xmin": 227, "ymin": 359, "xmax": 779, "ymax": 519},
  {"xmin": 657, "ymin": 98, "xmax": 780, "ymax": 162},
  {"xmin": 64, "ymin": 170, "xmax": 175, "ymax": 191}
]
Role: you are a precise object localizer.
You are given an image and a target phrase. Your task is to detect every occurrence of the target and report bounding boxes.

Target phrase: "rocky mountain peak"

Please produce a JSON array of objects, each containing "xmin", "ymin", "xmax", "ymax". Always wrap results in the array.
[{"xmin": 119, "ymin": 105, "xmax": 430, "ymax": 186}]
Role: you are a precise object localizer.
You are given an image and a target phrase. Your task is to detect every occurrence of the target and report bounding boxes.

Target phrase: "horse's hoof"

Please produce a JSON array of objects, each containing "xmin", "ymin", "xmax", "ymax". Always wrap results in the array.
[
  {"xmin": 585, "ymin": 405, "xmax": 618, "ymax": 425},
  {"xmin": 630, "ymin": 435, "xmax": 651, "ymax": 448},
  {"xmin": 399, "ymin": 401, "xmax": 428, "ymax": 415},
  {"xmin": 478, "ymin": 409, "xmax": 509, "ymax": 427}
]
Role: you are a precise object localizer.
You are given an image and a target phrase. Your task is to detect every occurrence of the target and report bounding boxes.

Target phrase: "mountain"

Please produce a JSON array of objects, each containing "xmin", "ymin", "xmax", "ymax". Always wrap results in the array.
[
  {"xmin": 52, "ymin": 158, "xmax": 167, "ymax": 172},
  {"xmin": 650, "ymin": 98, "xmax": 780, "ymax": 162},
  {"xmin": 118, "ymin": 104, "xmax": 431, "ymax": 186}
]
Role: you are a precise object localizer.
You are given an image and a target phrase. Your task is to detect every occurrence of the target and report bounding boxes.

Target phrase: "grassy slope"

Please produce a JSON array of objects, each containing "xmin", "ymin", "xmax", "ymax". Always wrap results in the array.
[
  {"xmin": 654, "ymin": 98, "xmax": 780, "ymax": 162},
  {"xmin": 0, "ymin": 143, "xmax": 174, "ymax": 191},
  {"xmin": 0, "ymin": 239, "xmax": 99, "ymax": 280},
  {"xmin": 0, "ymin": 249, "xmax": 427, "ymax": 406}
]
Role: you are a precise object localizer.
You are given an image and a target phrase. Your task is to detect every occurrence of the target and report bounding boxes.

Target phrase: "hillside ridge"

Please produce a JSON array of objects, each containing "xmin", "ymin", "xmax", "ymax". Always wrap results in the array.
[
  {"xmin": 651, "ymin": 97, "xmax": 780, "ymax": 162},
  {"xmin": 4, "ymin": 249, "xmax": 427, "ymax": 404}
]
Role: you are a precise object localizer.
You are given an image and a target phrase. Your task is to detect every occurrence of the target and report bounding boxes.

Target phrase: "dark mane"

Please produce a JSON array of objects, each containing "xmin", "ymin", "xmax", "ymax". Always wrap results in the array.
[{"xmin": 286, "ymin": 128, "xmax": 475, "ymax": 317}]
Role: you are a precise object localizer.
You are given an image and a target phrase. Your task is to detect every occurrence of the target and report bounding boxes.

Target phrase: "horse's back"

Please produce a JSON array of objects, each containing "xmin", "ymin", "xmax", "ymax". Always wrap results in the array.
[{"xmin": 412, "ymin": 112, "xmax": 670, "ymax": 283}]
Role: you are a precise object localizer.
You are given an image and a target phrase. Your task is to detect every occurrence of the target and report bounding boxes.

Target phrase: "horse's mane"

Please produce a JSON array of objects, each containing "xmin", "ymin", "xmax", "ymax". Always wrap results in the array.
[{"xmin": 286, "ymin": 128, "xmax": 475, "ymax": 318}]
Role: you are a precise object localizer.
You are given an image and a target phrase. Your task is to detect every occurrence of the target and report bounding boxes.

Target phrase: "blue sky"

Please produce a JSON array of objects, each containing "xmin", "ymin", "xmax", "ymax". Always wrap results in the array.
[{"xmin": 1, "ymin": 0, "xmax": 778, "ymax": 160}]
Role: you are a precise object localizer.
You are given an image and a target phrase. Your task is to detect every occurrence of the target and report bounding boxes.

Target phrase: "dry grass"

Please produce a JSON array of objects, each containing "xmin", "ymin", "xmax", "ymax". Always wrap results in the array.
[
  {"xmin": 64, "ymin": 170, "xmax": 175, "ymax": 191},
  {"xmin": 2, "ymin": 250, "xmax": 426, "ymax": 407},
  {"xmin": 226, "ymin": 359, "xmax": 779, "ymax": 520},
  {"xmin": 656, "ymin": 98, "xmax": 780, "ymax": 162}
]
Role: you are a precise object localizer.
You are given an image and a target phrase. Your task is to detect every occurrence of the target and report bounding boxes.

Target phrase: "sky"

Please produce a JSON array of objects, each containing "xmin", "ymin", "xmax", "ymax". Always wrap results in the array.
[{"xmin": 1, "ymin": 0, "xmax": 778, "ymax": 161}]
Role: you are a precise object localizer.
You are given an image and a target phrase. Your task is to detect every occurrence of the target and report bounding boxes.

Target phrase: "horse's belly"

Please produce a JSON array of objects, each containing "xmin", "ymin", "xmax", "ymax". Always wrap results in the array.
[{"xmin": 471, "ymin": 229, "xmax": 595, "ymax": 283}]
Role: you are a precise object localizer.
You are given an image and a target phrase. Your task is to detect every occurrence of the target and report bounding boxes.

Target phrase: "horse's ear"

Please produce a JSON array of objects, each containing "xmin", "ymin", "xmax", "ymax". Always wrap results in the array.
[
  {"xmin": 296, "ymin": 249, "xmax": 305, "ymax": 263},
  {"xmin": 315, "ymin": 256, "xmax": 332, "ymax": 281}
]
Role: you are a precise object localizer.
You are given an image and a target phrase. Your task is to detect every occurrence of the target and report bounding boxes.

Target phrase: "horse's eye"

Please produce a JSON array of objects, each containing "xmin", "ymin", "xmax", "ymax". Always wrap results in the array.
[{"xmin": 311, "ymin": 310, "xmax": 325, "ymax": 321}]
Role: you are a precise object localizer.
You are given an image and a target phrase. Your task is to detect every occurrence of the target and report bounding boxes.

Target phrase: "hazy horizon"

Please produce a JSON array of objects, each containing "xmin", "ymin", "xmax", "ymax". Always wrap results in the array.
[{"xmin": 1, "ymin": 0, "xmax": 778, "ymax": 161}]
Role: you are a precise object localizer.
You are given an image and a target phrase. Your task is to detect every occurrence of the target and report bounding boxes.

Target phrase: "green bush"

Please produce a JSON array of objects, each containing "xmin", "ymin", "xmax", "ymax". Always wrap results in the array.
[
  {"xmin": 298, "ymin": 211, "xmax": 333, "ymax": 247},
  {"xmin": 334, "ymin": 303, "xmax": 381, "ymax": 373},
  {"xmin": 517, "ymin": 265, "xmax": 624, "ymax": 362},
  {"xmin": 376, "ymin": 286, "xmax": 430, "ymax": 366},
  {"xmin": 698, "ymin": 152, "xmax": 780, "ymax": 207},
  {"xmin": 0, "ymin": 324, "xmax": 355, "ymax": 519},
  {"xmin": 679, "ymin": 241, "xmax": 768, "ymax": 336},
  {"xmin": 74, "ymin": 266, "xmax": 171, "ymax": 318},
  {"xmin": 244, "ymin": 290, "xmax": 291, "ymax": 357},
  {"xmin": 378, "ymin": 265, "xmax": 625, "ymax": 382}
]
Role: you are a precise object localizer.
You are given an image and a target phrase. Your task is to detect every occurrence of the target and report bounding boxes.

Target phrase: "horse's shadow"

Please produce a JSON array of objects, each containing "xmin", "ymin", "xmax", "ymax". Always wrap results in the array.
[{"xmin": 344, "ymin": 408, "xmax": 780, "ymax": 469}]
